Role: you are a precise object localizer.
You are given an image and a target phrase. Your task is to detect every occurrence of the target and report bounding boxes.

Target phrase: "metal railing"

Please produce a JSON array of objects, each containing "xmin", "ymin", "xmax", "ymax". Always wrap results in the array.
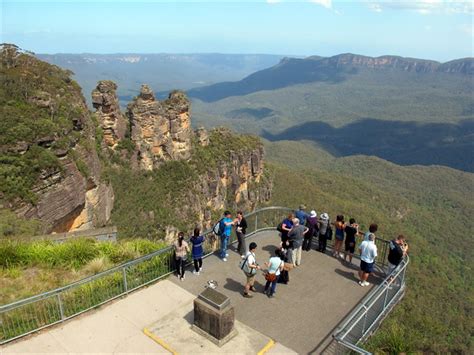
[
  {"xmin": 0, "ymin": 206, "xmax": 290, "ymax": 344},
  {"xmin": 0, "ymin": 206, "xmax": 407, "ymax": 352},
  {"xmin": 331, "ymin": 256, "xmax": 410, "ymax": 354}
]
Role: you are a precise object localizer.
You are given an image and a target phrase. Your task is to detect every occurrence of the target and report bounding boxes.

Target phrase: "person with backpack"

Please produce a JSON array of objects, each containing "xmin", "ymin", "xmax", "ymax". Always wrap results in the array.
[
  {"xmin": 263, "ymin": 248, "xmax": 284, "ymax": 298},
  {"xmin": 190, "ymin": 227, "xmax": 205, "ymax": 275},
  {"xmin": 235, "ymin": 211, "xmax": 248, "ymax": 258},
  {"xmin": 215, "ymin": 210, "xmax": 235, "ymax": 262},
  {"xmin": 387, "ymin": 234, "xmax": 408, "ymax": 277},
  {"xmin": 241, "ymin": 242, "xmax": 260, "ymax": 298},
  {"xmin": 318, "ymin": 213, "xmax": 330, "ymax": 253},
  {"xmin": 302, "ymin": 210, "xmax": 318, "ymax": 251},
  {"xmin": 364, "ymin": 223, "xmax": 378, "ymax": 241},
  {"xmin": 174, "ymin": 232, "xmax": 189, "ymax": 281}
]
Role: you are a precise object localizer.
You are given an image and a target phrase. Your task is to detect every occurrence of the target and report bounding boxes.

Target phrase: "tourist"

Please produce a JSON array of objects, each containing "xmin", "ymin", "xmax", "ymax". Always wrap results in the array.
[
  {"xmin": 318, "ymin": 213, "xmax": 330, "ymax": 253},
  {"xmin": 220, "ymin": 210, "xmax": 235, "ymax": 262},
  {"xmin": 288, "ymin": 218, "xmax": 308, "ymax": 266},
  {"xmin": 344, "ymin": 218, "xmax": 359, "ymax": 263},
  {"xmin": 235, "ymin": 211, "xmax": 248, "ymax": 258},
  {"xmin": 277, "ymin": 247, "xmax": 290, "ymax": 284},
  {"xmin": 280, "ymin": 213, "xmax": 294, "ymax": 252},
  {"xmin": 358, "ymin": 233, "xmax": 378, "ymax": 286},
  {"xmin": 364, "ymin": 223, "xmax": 378, "ymax": 241},
  {"xmin": 241, "ymin": 242, "xmax": 261, "ymax": 298},
  {"xmin": 264, "ymin": 248, "xmax": 284, "ymax": 298},
  {"xmin": 302, "ymin": 210, "xmax": 318, "ymax": 251},
  {"xmin": 174, "ymin": 232, "xmax": 189, "ymax": 281},
  {"xmin": 295, "ymin": 204, "xmax": 308, "ymax": 226},
  {"xmin": 190, "ymin": 227, "xmax": 205, "ymax": 275},
  {"xmin": 333, "ymin": 215, "xmax": 345, "ymax": 258},
  {"xmin": 387, "ymin": 234, "xmax": 408, "ymax": 277}
]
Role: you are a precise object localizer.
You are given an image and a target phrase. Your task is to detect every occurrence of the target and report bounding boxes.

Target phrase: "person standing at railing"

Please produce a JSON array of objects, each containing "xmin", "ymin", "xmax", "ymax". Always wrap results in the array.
[
  {"xmin": 174, "ymin": 232, "xmax": 190, "ymax": 281},
  {"xmin": 280, "ymin": 213, "xmax": 294, "ymax": 253},
  {"xmin": 190, "ymin": 227, "xmax": 205, "ymax": 275},
  {"xmin": 288, "ymin": 218, "xmax": 308, "ymax": 266},
  {"xmin": 303, "ymin": 210, "xmax": 318, "ymax": 251},
  {"xmin": 358, "ymin": 233, "xmax": 378, "ymax": 287},
  {"xmin": 343, "ymin": 218, "xmax": 360, "ymax": 264},
  {"xmin": 317, "ymin": 213, "xmax": 330, "ymax": 253},
  {"xmin": 333, "ymin": 215, "xmax": 345, "ymax": 258},
  {"xmin": 235, "ymin": 211, "xmax": 248, "ymax": 258},
  {"xmin": 387, "ymin": 234, "xmax": 408, "ymax": 278},
  {"xmin": 219, "ymin": 210, "xmax": 235, "ymax": 262},
  {"xmin": 295, "ymin": 204, "xmax": 308, "ymax": 227},
  {"xmin": 363, "ymin": 223, "xmax": 378, "ymax": 241}
]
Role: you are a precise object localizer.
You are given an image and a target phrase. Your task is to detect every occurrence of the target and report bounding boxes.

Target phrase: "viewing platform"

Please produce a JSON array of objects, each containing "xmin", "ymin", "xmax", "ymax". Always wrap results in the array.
[{"xmin": 0, "ymin": 207, "xmax": 408, "ymax": 354}]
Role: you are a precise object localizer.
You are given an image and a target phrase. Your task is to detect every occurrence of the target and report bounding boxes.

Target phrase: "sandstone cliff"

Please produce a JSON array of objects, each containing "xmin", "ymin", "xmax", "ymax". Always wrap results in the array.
[
  {"xmin": 127, "ymin": 85, "xmax": 192, "ymax": 170},
  {"xmin": 0, "ymin": 44, "xmax": 114, "ymax": 233}
]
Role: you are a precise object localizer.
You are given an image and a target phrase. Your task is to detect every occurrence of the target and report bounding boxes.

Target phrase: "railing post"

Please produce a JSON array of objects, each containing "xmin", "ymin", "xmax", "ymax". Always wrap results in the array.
[
  {"xmin": 122, "ymin": 267, "xmax": 128, "ymax": 292},
  {"xmin": 383, "ymin": 284, "xmax": 389, "ymax": 310},
  {"xmin": 361, "ymin": 310, "xmax": 368, "ymax": 338},
  {"xmin": 255, "ymin": 214, "xmax": 258, "ymax": 232},
  {"xmin": 57, "ymin": 294, "xmax": 65, "ymax": 320}
]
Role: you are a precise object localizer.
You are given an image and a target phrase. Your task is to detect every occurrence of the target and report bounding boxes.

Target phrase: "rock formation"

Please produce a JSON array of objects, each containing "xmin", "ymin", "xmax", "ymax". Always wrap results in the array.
[
  {"xmin": 195, "ymin": 127, "xmax": 210, "ymax": 147},
  {"xmin": 91, "ymin": 81, "xmax": 127, "ymax": 149},
  {"xmin": 127, "ymin": 85, "xmax": 192, "ymax": 170}
]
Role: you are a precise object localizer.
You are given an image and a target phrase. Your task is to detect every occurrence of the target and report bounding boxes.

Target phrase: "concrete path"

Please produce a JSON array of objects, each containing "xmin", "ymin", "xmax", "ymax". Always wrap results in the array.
[{"xmin": 171, "ymin": 231, "xmax": 379, "ymax": 354}]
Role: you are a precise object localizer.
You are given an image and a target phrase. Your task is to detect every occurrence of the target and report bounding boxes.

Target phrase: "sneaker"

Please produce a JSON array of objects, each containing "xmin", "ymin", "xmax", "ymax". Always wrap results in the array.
[
  {"xmin": 193, "ymin": 271, "xmax": 200, "ymax": 275},
  {"xmin": 358, "ymin": 281, "xmax": 364, "ymax": 287},
  {"xmin": 241, "ymin": 255, "xmax": 245, "ymax": 259},
  {"xmin": 180, "ymin": 276, "xmax": 185, "ymax": 282},
  {"xmin": 222, "ymin": 258, "xmax": 227, "ymax": 262},
  {"xmin": 243, "ymin": 292, "xmax": 253, "ymax": 298},
  {"xmin": 267, "ymin": 293, "xmax": 274, "ymax": 298},
  {"xmin": 199, "ymin": 267, "xmax": 203, "ymax": 272},
  {"xmin": 225, "ymin": 253, "xmax": 229, "ymax": 257},
  {"xmin": 250, "ymin": 286, "xmax": 257, "ymax": 292},
  {"xmin": 182, "ymin": 274, "xmax": 185, "ymax": 280},
  {"xmin": 363, "ymin": 281, "xmax": 370, "ymax": 287}
]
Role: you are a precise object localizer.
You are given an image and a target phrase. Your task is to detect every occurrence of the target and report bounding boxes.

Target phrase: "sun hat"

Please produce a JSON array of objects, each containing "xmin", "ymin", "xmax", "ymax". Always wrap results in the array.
[
  {"xmin": 321, "ymin": 212, "xmax": 329, "ymax": 220},
  {"xmin": 310, "ymin": 210, "xmax": 317, "ymax": 218}
]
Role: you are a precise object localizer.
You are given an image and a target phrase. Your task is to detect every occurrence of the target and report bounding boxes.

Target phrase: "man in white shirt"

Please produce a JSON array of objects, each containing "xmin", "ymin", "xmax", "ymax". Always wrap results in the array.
[
  {"xmin": 358, "ymin": 233, "xmax": 378, "ymax": 286},
  {"xmin": 242, "ymin": 242, "xmax": 261, "ymax": 298}
]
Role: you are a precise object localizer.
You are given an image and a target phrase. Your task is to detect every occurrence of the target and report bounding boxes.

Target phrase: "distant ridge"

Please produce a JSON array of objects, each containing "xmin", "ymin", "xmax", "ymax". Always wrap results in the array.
[{"xmin": 187, "ymin": 53, "xmax": 474, "ymax": 102}]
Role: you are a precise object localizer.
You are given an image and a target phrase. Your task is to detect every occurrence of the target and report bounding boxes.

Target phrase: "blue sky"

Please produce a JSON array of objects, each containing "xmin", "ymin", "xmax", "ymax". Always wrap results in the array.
[{"xmin": 1, "ymin": 0, "xmax": 472, "ymax": 61}]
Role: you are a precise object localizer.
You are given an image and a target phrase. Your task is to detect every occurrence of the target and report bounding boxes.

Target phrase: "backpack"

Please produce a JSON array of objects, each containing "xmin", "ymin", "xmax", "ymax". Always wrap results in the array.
[
  {"xmin": 212, "ymin": 218, "xmax": 226, "ymax": 236},
  {"xmin": 239, "ymin": 253, "xmax": 256, "ymax": 275},
  {"xmin": 276, "ymin": 222, "xmax": 283, "ymax": 233},
  {"xmin": 326, "ymin": 224, "xmax": 333, "ymax": 240}
]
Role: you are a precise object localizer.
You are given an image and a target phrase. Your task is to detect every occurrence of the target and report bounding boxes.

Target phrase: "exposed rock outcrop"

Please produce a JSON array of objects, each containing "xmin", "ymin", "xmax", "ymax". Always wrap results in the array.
[
  {"xmin": 127, "ymin": 85, "xmax": 192, "ymax": 170},
  {"xmin": 195, "ymin": 127, "xmax": 210, "ymax": 147},
  {"xmin": 91, "ymin": 81, "xmax": 127, "ymax": 149}
]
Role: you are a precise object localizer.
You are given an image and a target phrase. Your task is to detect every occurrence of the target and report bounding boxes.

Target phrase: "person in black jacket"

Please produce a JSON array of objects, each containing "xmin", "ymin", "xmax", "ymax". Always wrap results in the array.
[{"xmin": 235, "ymin": 211, "xmax": 248, "ymax": 258}]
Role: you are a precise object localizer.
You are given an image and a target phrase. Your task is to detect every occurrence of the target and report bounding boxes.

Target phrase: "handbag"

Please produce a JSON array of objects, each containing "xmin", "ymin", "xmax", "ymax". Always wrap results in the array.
[{"xmin": 265, "ymin": 272, "xmax": 277, "ymax": 282}]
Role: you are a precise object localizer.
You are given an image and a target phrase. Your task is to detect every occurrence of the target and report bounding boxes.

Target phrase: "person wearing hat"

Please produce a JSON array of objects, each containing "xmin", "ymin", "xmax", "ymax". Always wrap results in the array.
[
  {"xmin": 318, "ymin": 213, "xmax": 330, "ymax": 253},
  {"xmin": 241, "ymin": 242, "xmax": 261, "ymax": 298},
  {"xmin": 295, "ymin": 204, "xmax": 308, "ymax": 227},
  {"xmin": 302, "ymin": 210, "xmax": 318, "ymax": 251}
]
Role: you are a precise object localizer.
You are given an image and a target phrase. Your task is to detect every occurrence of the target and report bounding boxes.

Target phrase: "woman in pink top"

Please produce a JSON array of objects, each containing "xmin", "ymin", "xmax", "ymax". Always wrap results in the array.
[{"xmin": 174, "ymin": 232, "xmax": 189, "ymax": 281}]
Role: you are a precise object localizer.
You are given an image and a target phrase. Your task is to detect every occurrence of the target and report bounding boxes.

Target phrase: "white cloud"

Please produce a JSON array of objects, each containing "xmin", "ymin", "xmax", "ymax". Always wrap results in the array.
[
  {"xmin": 364, "ymin": 0, "xmax": 473, "ymax": 15},
  {"xmin": 266, "ymin": 0, "xmax": 282, "ymax": 4},
  {"xmin": 309, "ymin": 0, "xmax": 332, "ymax": 9}
]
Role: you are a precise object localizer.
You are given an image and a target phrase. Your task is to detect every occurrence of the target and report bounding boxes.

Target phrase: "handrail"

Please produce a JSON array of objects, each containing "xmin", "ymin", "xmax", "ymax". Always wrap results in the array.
[{"xmin": 0, "ymin": 205, "xmax": 407, "ymax": 352}]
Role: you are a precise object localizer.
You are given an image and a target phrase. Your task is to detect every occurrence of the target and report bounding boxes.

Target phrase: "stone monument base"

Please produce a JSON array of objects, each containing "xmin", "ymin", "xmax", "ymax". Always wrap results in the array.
[{"xmin": 191, "ymin": 324, "xmax": 238, "ymax": 347}]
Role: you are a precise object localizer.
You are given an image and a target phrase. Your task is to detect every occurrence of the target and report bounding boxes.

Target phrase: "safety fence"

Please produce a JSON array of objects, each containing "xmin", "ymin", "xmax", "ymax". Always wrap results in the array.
[{"xmin": 0, "ymin": 206, "xmax": 406, "ymax": 353}]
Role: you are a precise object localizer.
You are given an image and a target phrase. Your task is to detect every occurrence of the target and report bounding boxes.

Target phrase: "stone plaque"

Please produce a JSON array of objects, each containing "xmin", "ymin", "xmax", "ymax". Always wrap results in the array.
[{"xmin": 198, "ymin": 287, "xmax": 230, "ymax": 310}]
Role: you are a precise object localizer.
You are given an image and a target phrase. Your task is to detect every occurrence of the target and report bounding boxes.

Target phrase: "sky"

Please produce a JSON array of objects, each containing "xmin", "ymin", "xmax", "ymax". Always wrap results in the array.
[{"xmin": 1, "ymin": 0, "xmax": 473, "ymax": 61}]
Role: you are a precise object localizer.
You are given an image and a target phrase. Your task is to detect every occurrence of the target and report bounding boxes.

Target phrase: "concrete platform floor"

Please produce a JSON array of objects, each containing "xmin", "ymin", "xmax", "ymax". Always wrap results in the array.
[{"xmin": 171, "ymin": 231, "xmax": 380, "ymax": 354}]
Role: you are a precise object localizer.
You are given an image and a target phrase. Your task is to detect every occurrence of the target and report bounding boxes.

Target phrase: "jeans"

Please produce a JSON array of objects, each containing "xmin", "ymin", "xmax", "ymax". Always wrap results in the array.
[
  {"xmin": 236, "ymin": 231, "xmax": 246, "ymax": 256},
  {"xmin": 193, "ymin": 258, "xmax": 202, "ymax": 272},
  {"xmin": 302, "ymin": 233, "xmax": 314, "ymax": 251},
  {"xmin": 176, "ymin": 257, "xmax": 185, "ymax": 278},
  {"xmin": 264, "ymin": 274, "xmax": 279, "ymax": 295},
  {"xmin": 220, "ymin": 234, "xmax": 229, "ymax": 258},
  {"xmin": 318, "ymin": 233, "xmax": 327, "ymax": 252}
]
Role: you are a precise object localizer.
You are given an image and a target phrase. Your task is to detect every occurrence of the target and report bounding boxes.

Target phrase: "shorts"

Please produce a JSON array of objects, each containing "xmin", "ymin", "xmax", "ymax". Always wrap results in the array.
[
  {"xmin": 335, "ymin": 232, "xmax": 344, "ymax": 241},
  {"xmin": 345, "ymin": 242, "xmax": 355, "ymax": 253},
  {"xmin": 387, "ymin": 262, "xmax": 399, "ymax": 275},
  {"xmin": 360, "ymin": 260, "xmax": 374, "ymax": 273},
  {"xmin": 245, "ymin": 273, "xmax": 256, "ymax": 284}
]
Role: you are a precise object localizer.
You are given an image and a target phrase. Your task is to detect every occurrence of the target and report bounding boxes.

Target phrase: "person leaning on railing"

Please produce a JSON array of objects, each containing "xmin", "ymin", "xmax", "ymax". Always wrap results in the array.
[{"xmin": 387, "ymin": 234, "xmax": 409, "ymax": 278}]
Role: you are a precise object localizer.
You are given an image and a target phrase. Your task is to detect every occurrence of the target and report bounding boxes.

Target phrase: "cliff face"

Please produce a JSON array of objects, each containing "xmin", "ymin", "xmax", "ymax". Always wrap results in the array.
[
  {"xmin": 127, "ymin": 85, "xmax": 192, "ymax": 170},
  {"xmin": 0, "ymin": 44, "xmax": 114, "ymax": 233}
]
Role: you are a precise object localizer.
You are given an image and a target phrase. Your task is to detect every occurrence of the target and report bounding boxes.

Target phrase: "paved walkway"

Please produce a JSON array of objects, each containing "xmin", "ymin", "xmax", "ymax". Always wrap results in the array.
[{"xmin": 2, "ymin": 230, "xmax": 379, "ymax": 354}]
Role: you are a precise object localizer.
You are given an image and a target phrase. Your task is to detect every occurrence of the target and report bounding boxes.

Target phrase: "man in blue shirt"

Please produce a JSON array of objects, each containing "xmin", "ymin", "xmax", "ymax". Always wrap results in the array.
[
  {"xmin": 220, "ymin": 211, "xmax": 234, "ymax": 261},
  {"xmin": 295, "ymin": 204, "xmax": 308, "ymax": 227}
]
